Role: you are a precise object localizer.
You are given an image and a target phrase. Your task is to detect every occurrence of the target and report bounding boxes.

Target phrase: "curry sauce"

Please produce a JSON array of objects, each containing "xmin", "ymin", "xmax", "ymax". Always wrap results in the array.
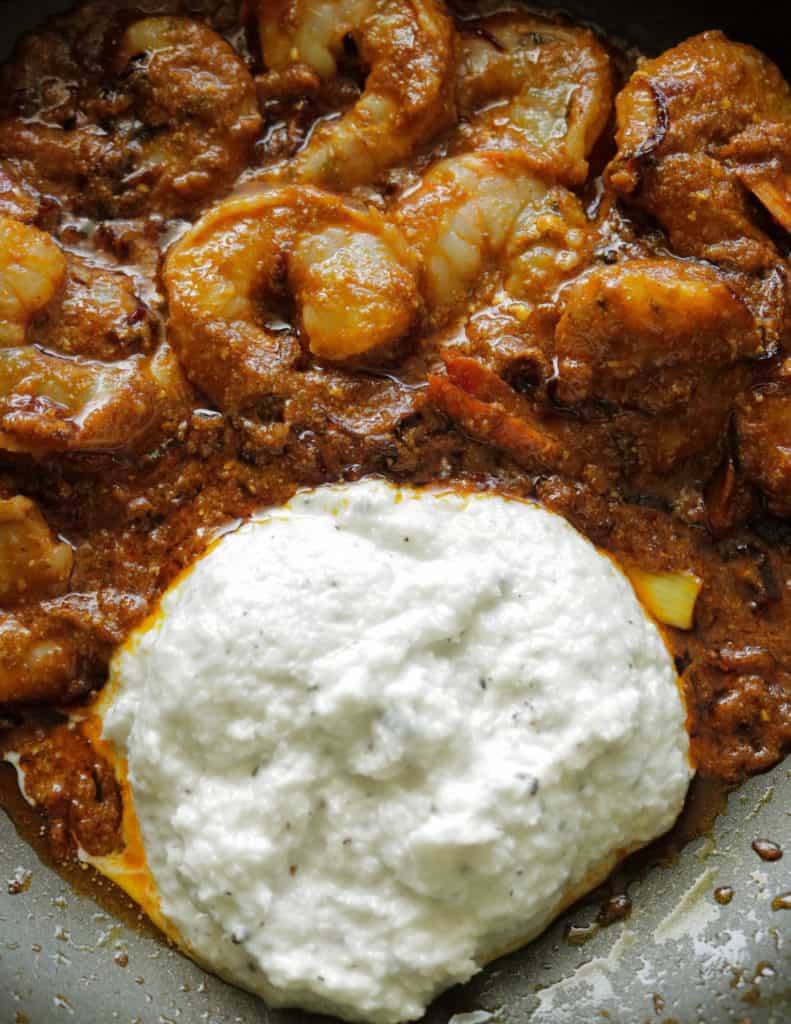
[{"xmin": 1, "ymin": 0, "xmax": 791, "ymax": 864}]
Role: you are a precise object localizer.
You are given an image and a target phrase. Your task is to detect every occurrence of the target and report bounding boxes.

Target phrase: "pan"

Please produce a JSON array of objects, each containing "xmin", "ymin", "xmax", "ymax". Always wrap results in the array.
[{"xmin": 1, "ymin": 2, "xmax": 790, "ymax": 1022}]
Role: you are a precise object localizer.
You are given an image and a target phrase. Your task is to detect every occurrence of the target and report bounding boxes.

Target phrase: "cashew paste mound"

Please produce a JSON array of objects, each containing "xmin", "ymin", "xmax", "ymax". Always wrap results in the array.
[{"xmin": 102, "ymin": 479, "xmax": 692, "ymax": 1024}]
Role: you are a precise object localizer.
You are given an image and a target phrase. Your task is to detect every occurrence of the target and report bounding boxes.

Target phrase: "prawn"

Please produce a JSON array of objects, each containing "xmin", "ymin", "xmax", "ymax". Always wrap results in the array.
[
  {"xmin": 554, "ymin": 258, "xmax": 765, "ymax": 412},
  {"xmin": 0, "ymin": 16, "xmax": 261, "ymax": 218},
  {"xmin": 607, "ymin": 32, "xmax": 791, "ymax": 270},
  {"xmin": 164, "ymin": 187, "xmax": 420, "ymax": 423},
  {"xmin": 395, "ymin": 151, "xmax": 591, "ymax": 324},
  {"xmin": 397, "ymin": 153, "xmax": 593, "ymax": 473},
  {"xmin": 453, "ymin": 11, "xmax": 613, "ymax": 185},
  {"xmin": 257, "ymin": 0, "xmax": 456, "ymax": 189},
  {"xmin": 0, "ymin": 217, "xmax": 186, "ymax": 456},
  {"xmin": 430, "ymin": 257, "xmax": 765, "ymax": 477}
]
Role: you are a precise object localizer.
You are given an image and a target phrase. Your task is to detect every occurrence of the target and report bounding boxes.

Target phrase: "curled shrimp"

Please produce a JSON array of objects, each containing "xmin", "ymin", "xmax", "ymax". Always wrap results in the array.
[
  {"xmin": 0, "ymin": 217, "xmax": 186, "ymax": 457},
  {"xmin": 0, "ymin": 16, "xmax": 260, "ymax": 218},
  {"xmin": 554, "ymin": 258, "xmax": 764, "ymax": 412},
  {"xmin": 164, "ymin": 187, "xmax": 420, "ymax": 421},
  {"xmin": 454, "ymin": 12, "xmax": 613, "ymax": 185},
  {"xmin": 607, "ymin": 31, "xmax": 791, "ymax": 270},
  {"xmin": 396, "ymin": 151, "xmax": 590, "ymax": 323},
  {"xmin": 257, "ymin": 0, "xmax": 456, "ymax": 188},
  {"xmin": 430, "ymin": 259, "xmax": 764, "ymax": 477},
  {"xmin": 113, "ymin": 17, "xmax": 261, "ymax": 215}
]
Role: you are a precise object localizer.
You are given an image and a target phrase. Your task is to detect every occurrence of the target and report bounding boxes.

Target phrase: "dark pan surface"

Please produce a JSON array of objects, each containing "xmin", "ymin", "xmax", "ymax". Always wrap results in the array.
[
  {"xmin": 1, "ymin": 3, "xmax": 791, "ymax": 1023},
  {"xmin": 559, "ymin": 1, "xmax": 790, "ymax": 72}
]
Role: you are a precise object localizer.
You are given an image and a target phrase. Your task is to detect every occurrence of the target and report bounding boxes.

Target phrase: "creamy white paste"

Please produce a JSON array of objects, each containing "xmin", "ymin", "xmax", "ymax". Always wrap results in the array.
[{"xmin": 103, "ymin": 479, "xmax": 692, "ymax": 1024}]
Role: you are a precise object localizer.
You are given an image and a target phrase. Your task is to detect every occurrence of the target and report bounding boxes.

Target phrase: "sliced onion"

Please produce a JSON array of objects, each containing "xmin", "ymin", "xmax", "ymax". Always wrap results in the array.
[{"xmin": 625, "ymin": 566, "xmax": 702, "ymax": 630}]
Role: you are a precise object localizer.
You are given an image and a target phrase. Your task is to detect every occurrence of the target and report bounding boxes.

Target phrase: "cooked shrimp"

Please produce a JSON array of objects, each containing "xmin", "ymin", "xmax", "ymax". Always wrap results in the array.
[
  {"xmin": 0, "ymin": 496, "xmax": 72, "ymax": 605},
  {"xmin": 607, "ymin": 32, "xmax": 791, "ymax": 270},
  {"xmin": 114, "ymin": 17, "xmax": 261, "ymax": 215},
  {"xmin": 0, "ymin": 217, "xmax": 186, "ymax": 456},
  {"xmin": 32, "ymin": 255, "xmax": 156, "ymax": 362},
  {"xmin": 428, "ymin": 345, "xmax": 747, "ymax": 480},
  {"xmin": 0, "ymin": 16, "xmax": 260, "ymax": 218},
  {"xmin": 164, "ymin": 187, "xmax": 420, "ymax": 418},
  {"xmin": 257, "ymin": 0, "xmax": 456, "ymax": 189},
  {"xmin": 454, "ymin": 12, "xmax": 613, "ymax": 184},
  {"xmin": 554, "ymin": 258, "xmax": 763, "ymax": 411},
  {"xmin": 0, "ymin": 218, "xmax": 66, "ymax": 346},
  {"xmin": 396, "ymin": 151, "xmax": 589, "ymax": 322}
]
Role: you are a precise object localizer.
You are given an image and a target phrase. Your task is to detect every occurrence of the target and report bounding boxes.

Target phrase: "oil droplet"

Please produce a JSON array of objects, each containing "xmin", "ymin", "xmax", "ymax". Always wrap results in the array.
[
  {"xmin": 7, "ymin": 867, "xmax": 32, "ymax": 895},
  {"xmin": 597, "ymin": 893, "xmax": 632, "ymax": 926},
  {"xmin": 714, "ymin": 886, "xmax": 734, "ymax": 905},
  {"xmin": 752, "ymin": 839, "xmax": 782, "ymax": 862},
  {"xmin": 771, "ymin": 892, "xmax": 791, "ymax": 911},
  {"xmin": 52, "ymin": 994, "xmax": 74, "ymax": 1014},
  {"xmin": 741, "ymin": 961, "xmax": 778, "ymax": 1006},
  {"xmin": 114, "ymin": 951, "xmax": 129, "ymax": 967}
]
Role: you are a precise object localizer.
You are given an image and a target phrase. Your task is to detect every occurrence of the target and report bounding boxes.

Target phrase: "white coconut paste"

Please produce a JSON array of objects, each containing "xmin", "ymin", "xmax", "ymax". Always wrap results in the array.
[{"xmin": 103, "ymin": 479, "xmax": 692, "ymax": 1023}]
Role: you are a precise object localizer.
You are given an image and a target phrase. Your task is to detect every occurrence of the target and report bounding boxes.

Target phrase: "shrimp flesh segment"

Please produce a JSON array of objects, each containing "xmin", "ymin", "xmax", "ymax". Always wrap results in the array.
[
  {"xmin": 607, "ymin": 31, "xmax": 791, "ymax": 270},
  {"xmin": 0, "ymin": 496, "xmax": 72, "ymax": 605},
  {"xmin": 0, "ymin": 17, "xmax": 261, "ymax": 218},
  {"xmin": 554, "ymin": 258, "xmax": 763, "ymax": 412},
  {"xmin": 454, "ymin": 12, "xmax": 613, "ymax": 185},
  {"xmin": 0, "ymin": 217, "xmax": 186, "ymax": 456},
  {"xmin": 396, "ymin": 151, "xmax": 589, "ymax": 324},
  {"xmin": 0, "ymin": 494, "xmax": 75, "ymax": 703},
  {"xmin": 114, "ymin": 17, "xmax": 261, "ymax": 215},
  {"xmin": 164, "ymin": 187, "xmax": 420, "ymax": 417},
  {"xmin": 258, "ymin": 0, "xmax": 456, "ymax": 189},
  {"xmin": 0, "ymin": 218, "xmax": 66, "ymax": 346},
  {"xmin": 34, "ymin": 255, "xmax": 157, "ymax": 362}
]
